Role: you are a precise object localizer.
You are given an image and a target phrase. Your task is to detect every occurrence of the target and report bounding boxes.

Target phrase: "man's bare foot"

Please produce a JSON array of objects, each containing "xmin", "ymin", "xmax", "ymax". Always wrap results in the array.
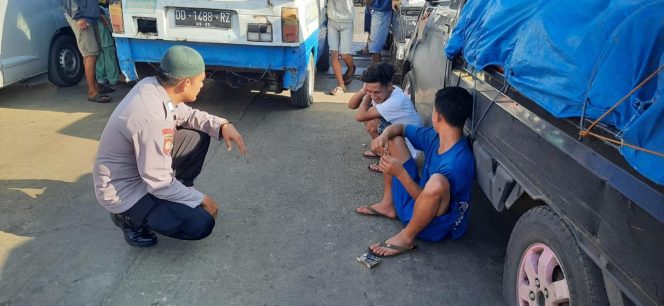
[
  {"xmin": 355, "ymin": 203, "xmax": 396, "ymax": 219},
  {"xmin": 369, "ymin": 231, "xmax": 416, "ymax": 257}
]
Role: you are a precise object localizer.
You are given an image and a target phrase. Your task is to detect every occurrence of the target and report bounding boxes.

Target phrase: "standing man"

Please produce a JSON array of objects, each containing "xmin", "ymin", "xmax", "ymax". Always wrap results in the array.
[
  {"xmin": 62, "ymin": 0, "xmax": 112, "ymax": 103},
  {"xmin": 356, "ymin": 87, "xmax": 475, "ymax": 256},
  {"xmin": 93, "ymin": 46, "xmax": 247, "ymax": 247},
  {"xmin": 368, "ymin": 0, "xmax": 393, "ymax": 64},
  {"xmin": 326, "ymin": 0, "xmax": 357, "ymax": 96}
]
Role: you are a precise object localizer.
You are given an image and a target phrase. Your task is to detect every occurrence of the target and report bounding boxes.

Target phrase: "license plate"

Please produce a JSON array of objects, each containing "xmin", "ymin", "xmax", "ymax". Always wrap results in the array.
[{"xmin": 173, "ymin": 7, "xmax": 232, "ymax": 28}]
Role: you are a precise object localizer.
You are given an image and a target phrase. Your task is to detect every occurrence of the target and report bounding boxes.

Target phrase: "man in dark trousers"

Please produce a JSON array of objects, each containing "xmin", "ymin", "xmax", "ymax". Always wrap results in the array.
[
  {"xmin": 61, "ymin": 0, "xmax": 112, "ymax": 103},
  {"xmin": 93, "ymin": 46, "xmax": 247, "ymax": 247}
]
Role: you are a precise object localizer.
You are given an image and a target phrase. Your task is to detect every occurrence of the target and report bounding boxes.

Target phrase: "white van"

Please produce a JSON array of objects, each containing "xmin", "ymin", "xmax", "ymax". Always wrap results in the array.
[
  {"xmin": 109, "ymin": 0, "xmax": 329, "ymax": 107},
  {"xmin": 0, "ymin": 0, "xmax": 84, "ymax": 89}
]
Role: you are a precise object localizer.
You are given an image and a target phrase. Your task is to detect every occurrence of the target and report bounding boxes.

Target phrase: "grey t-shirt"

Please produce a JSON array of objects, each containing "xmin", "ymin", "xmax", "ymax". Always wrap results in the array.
[
  {"xmin": 92, "ymin": 77, "xmax": 228, "ymax": 213},
  {"xmin": 327, "ymin": 0, "xmax": 355, "ymax": 23}
]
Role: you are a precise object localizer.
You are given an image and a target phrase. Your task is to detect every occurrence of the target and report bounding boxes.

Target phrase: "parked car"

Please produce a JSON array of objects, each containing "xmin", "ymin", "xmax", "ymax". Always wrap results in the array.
[
  {"xmin": 0, "ymin": 0, "xmax": 83, "ymax": 89},
  {"xmin": 402, "ymin": 0, "xmax": 664, "ymax": 305},
  {"xmin": 109, "ymin": 0, "xmax": 328, "ymax": 108}
]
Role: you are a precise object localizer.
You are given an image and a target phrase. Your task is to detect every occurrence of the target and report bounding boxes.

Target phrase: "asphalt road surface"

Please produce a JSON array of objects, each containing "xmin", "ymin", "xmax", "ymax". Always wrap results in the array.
[{"xmin": 0, "ymin": 66, "xmax": 517, "ymax": 305}]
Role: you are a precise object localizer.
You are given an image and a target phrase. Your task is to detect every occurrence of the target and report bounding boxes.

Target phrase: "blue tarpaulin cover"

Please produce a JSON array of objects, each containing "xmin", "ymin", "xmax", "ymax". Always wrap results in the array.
[{"xmin": 445, "ymin": 0, "xmax": 664, "ymax": 185}]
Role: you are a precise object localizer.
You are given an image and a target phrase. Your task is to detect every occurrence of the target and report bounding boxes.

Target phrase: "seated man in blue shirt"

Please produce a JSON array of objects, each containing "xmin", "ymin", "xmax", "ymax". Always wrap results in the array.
[{"xmin": 355, "ymin": 87, "xmax": 475, "ymax": 256}]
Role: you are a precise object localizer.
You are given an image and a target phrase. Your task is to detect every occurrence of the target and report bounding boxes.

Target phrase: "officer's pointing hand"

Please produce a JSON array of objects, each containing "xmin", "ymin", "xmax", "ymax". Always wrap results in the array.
[{"xmin": 221, "ymin": 123, "xmax": 247, "ymax": 155}]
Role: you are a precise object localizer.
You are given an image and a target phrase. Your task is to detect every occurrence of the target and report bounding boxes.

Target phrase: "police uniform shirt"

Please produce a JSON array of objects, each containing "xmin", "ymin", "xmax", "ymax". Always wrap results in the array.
[{"xmin": 93, "ymin": 77, "xmax": 229, "ymax": 213}]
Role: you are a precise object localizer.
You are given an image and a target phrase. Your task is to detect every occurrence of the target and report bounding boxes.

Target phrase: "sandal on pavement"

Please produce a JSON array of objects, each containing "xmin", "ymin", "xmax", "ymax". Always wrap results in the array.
[
  {"xmin": 88, "ymin": 93, "xmax": 112, "ymax": 103},
  {"xmin": 368, "ymin": 241, "xmax": 418, "ymax": 258},
  {"xmin": 363, "ymin": 150, "xmax": 380, "ymax": 159},
  {"xmin": 326, "ymin": 86, "xmax": 345, "ymax": 96},
  {"xmin": 344, "ymin": 65, "xmax": 356, "ymax": 85},
  {"xmin": 98, "ymin": 85, "xmax": 115, "ymax": 94},
  {"xmin": 368, "ymin": 162, "xmax": 383, "ymax": 173},
  {"xmin": 355, "ymin": 205, "xmax": 395, "ymax": 219}
]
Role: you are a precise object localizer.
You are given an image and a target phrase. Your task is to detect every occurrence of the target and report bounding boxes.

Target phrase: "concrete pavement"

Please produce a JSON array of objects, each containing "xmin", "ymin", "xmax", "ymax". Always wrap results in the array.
[{"xmin": 0, "ymin": 66, "xmax": 514, "ymax": 305}]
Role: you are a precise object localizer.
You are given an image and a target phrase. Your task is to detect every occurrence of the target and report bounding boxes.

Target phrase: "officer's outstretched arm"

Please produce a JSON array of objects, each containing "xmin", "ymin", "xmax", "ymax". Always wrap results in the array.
[{"xmin": 220, "ymin": 123, "xmax": 247, "ymax": 155}]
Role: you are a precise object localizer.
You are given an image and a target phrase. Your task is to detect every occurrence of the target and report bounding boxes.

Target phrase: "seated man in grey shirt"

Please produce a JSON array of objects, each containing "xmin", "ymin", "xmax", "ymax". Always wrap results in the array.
[{"xmin": 93, "ymin": 46, "xmax": 247, "ymax": 247}]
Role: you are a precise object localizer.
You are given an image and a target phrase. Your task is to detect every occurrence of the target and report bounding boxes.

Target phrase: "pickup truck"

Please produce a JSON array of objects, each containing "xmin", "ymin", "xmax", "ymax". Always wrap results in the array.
[
  {"xmin": 401, "ymin": 1, "xmax": 664, "ymax": 305},
  {"xmin": 108, "ymin": 0, "xmax": 329, "ymax": 108}
]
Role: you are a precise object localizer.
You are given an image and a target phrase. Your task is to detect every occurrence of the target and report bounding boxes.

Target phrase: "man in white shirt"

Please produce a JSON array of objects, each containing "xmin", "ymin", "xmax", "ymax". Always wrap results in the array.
[{"xmin": 348, "ymin": 63, "xmax": 422, "ymax": 172}]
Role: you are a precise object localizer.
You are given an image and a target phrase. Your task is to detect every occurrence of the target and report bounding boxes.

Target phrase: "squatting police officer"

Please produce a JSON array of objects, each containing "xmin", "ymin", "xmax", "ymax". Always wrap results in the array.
[{"xmin": 93, "ymin": 46, "xmax": 247, "ymax": 247}]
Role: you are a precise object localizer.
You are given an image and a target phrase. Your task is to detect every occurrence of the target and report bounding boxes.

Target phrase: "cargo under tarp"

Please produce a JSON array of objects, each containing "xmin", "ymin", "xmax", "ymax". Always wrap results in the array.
[{"xmin": 445, "ymin": 0, "xmax": 664, "ymax": 185}]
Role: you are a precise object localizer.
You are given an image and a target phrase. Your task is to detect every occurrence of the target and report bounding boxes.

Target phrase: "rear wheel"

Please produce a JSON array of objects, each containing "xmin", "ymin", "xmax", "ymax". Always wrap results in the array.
[
  {"xmin": 290, "ymin": 55, "xmax": 314, "ymax": 108},
  {"xmin": 47, "ymin": 34, "xmax": 84, "ymax": 87},
  {"xmin": 503, "ymin": 206, "xmax": 607, "ymax": 306}
]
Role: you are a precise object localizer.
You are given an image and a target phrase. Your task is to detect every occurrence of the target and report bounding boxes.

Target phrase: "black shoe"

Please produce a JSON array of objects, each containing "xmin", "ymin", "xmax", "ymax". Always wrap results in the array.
[{"xmin": 110, "ymin": 213, "xmax": 158, "ymax": 247}]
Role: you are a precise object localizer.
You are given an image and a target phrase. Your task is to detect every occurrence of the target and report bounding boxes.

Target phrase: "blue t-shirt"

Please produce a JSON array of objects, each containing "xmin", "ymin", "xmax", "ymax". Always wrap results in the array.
[
  {"xmin": 404, "ymin": 125, "xmax": 475, "ymax": 229},
  {"xmin": 372, "ymin": 0, "xmax": 392, "ymax": 12}
]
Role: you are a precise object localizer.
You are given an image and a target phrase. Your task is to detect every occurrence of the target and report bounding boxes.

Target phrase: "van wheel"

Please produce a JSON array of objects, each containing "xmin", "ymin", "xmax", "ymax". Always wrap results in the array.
[
  {"xmin": 290, "ymin": 55, "xmax": 314, "ymax": 108},
  {"xmin": 47, "ymin": 34, "xmax": 84, "ymax": 87},
  {"xmin": 316, "ymin": 38, "xmax": 330, "ymax": 72},
  {"xmin": 503, "ymin": 206, "xmax": 607, "ymax": 306}
]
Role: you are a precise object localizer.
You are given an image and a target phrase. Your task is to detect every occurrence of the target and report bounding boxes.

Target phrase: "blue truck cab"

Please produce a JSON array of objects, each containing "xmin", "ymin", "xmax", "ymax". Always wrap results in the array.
[{"xmin": 108, "ymin": 0, "xmax": 329, "ymax": 107}]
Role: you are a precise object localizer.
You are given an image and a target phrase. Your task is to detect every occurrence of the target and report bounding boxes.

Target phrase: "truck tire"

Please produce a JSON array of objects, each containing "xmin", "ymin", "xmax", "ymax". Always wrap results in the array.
[
  {"xmin": 503, "ymin": 206, "xmax": 607, "ymax": 306},
  {"xmin": 290, "ymin": 55, "xmax": 314, "ymax": 108},
  {"xmin": 316, "ymin": 38, "xmax": 330, "ymax": 72},
  {"xmin": 47, "ymin": 34, "xmax": 84, "ymax": 87}
]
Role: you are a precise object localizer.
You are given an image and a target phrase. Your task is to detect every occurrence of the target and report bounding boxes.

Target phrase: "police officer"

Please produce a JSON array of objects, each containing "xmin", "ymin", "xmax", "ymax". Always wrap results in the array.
[{"xmin": 93, "ymin": 46, "xmax": 247, "ymax": 247}]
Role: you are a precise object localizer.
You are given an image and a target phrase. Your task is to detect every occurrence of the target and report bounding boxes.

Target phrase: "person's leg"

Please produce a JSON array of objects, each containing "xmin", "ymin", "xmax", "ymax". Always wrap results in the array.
[
  {"xmin": 356, "ymin": 136, "xmax": 412, "ymax": 217},
  {"xmin": 326, "ymin": 21, "xmax": 345, "ymax": 92},
  {"xmin": 122, "ymin": 194, "xmax": 215, "ymax": 241},
  {"xmin": 338, "ymin": 22, "xmax": 355, "ymax": 83},
  {"xmin": 172, "ymin": 128, "xmax": 211, "ymax": 187},
  {"xmin": 364, "ymin": 118, "xmax": 380, "ymax": 139},
  {"xmin": 142, "ymin": 198, "xmax": 215, "ymax": 240},
  {"xmin": 369, "ymin": 173, "xmax": 451, "ymax": 256},
  {"xmin": 368, "ymin": 10, "xmax": 392, "ymax": 64}
]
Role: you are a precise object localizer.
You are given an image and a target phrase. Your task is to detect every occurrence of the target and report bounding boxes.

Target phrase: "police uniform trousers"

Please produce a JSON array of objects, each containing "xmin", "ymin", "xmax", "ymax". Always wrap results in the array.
[{"xmin": 121, "ymin": 128, "xmax": 214, "ymax": 240}]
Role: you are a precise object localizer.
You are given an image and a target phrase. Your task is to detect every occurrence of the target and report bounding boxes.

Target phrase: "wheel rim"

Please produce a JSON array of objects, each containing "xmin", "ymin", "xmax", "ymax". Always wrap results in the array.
[
  {"xmin": 58, "ymin": 46, "xmax": 79, "ymax": 78},
  {"xmin": 517, "ymin": 243, "xmax": 570, "ymax": 306}
]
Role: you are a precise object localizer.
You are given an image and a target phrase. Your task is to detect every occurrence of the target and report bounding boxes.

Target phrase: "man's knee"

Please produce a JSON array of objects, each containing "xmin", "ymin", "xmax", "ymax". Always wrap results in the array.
[
  {"xmin": 365, "ymin": 119, "xmax": 379, "ymax": 133},
  {"xmin": 188, "ymin": 208, "xmax": 216, "ymax": 240},
  {"xmin": 424, "ymin": 174, "xmax": 450, "ymax": 196},
  {"xmin": 175, "ymin": 128, "xmax": 211, "ymax": 152}
]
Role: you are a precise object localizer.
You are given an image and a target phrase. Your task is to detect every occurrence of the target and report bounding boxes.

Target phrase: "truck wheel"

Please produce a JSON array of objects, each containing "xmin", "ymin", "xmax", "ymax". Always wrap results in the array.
[
  {"xmin": 47, "ymin": 34, "xmax": 84, "ymax": 87},
  {"xmin": 316, "ymin": 38, "xmax": 330, "ymax": 72},
  {"xmin": 402, "ymin": 71, "xmax": 416, "ymax": 105},
  {"xmin": 290, "ymin": 55, "xmax": 314, "ymax": 108},
  {"xmin": 503, "ymin": 206, "xmax": 607, "ymax": 306}
]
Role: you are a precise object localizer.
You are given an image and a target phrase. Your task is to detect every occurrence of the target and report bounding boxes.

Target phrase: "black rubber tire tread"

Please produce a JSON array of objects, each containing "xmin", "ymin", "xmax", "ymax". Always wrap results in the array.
[
  {"xmin": 316, "ymin": 38, "xmax": 330, "ymax": 72},
  {"xmin": 503, "ymin": 206, "xmax": 608, "ymax": 306},
  {"xmin": 47, "ymin": 34, "xmax": 83, "ymax": 87},
  {"xmin": 290, "ymin": 55, "xmax": 314, "ymax": 108}
]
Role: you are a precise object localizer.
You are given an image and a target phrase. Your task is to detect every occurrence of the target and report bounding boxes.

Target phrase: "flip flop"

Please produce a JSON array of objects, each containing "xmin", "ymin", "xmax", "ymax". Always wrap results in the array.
[
  {"xmin": 368, "ymin": 241, "xmax": 419, "ymax": 258},
  {"xmin": 368, "ymin": 162, "xmax": 383, "ymax": 173},
  {"xmin": 343, "ymin": 65, "xmax": 356, "ymax": 85},
  {"xmin": 362, "ymin": 150, "xmax": 380, "ymax": 159},
  {"xmin": 355, "ymin": 205, "xmax": 395, "ymax": 219},
  {"xmin": 326, "ymin": 86, "xmax": 345, "ymax": 96},
  {"xmin": 98, "ymin": 85, "xmax": 115, "ymax": 94},
  {"xmin": 87, "ymin": 93, "xmax": 112, "ymax": 103}
]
